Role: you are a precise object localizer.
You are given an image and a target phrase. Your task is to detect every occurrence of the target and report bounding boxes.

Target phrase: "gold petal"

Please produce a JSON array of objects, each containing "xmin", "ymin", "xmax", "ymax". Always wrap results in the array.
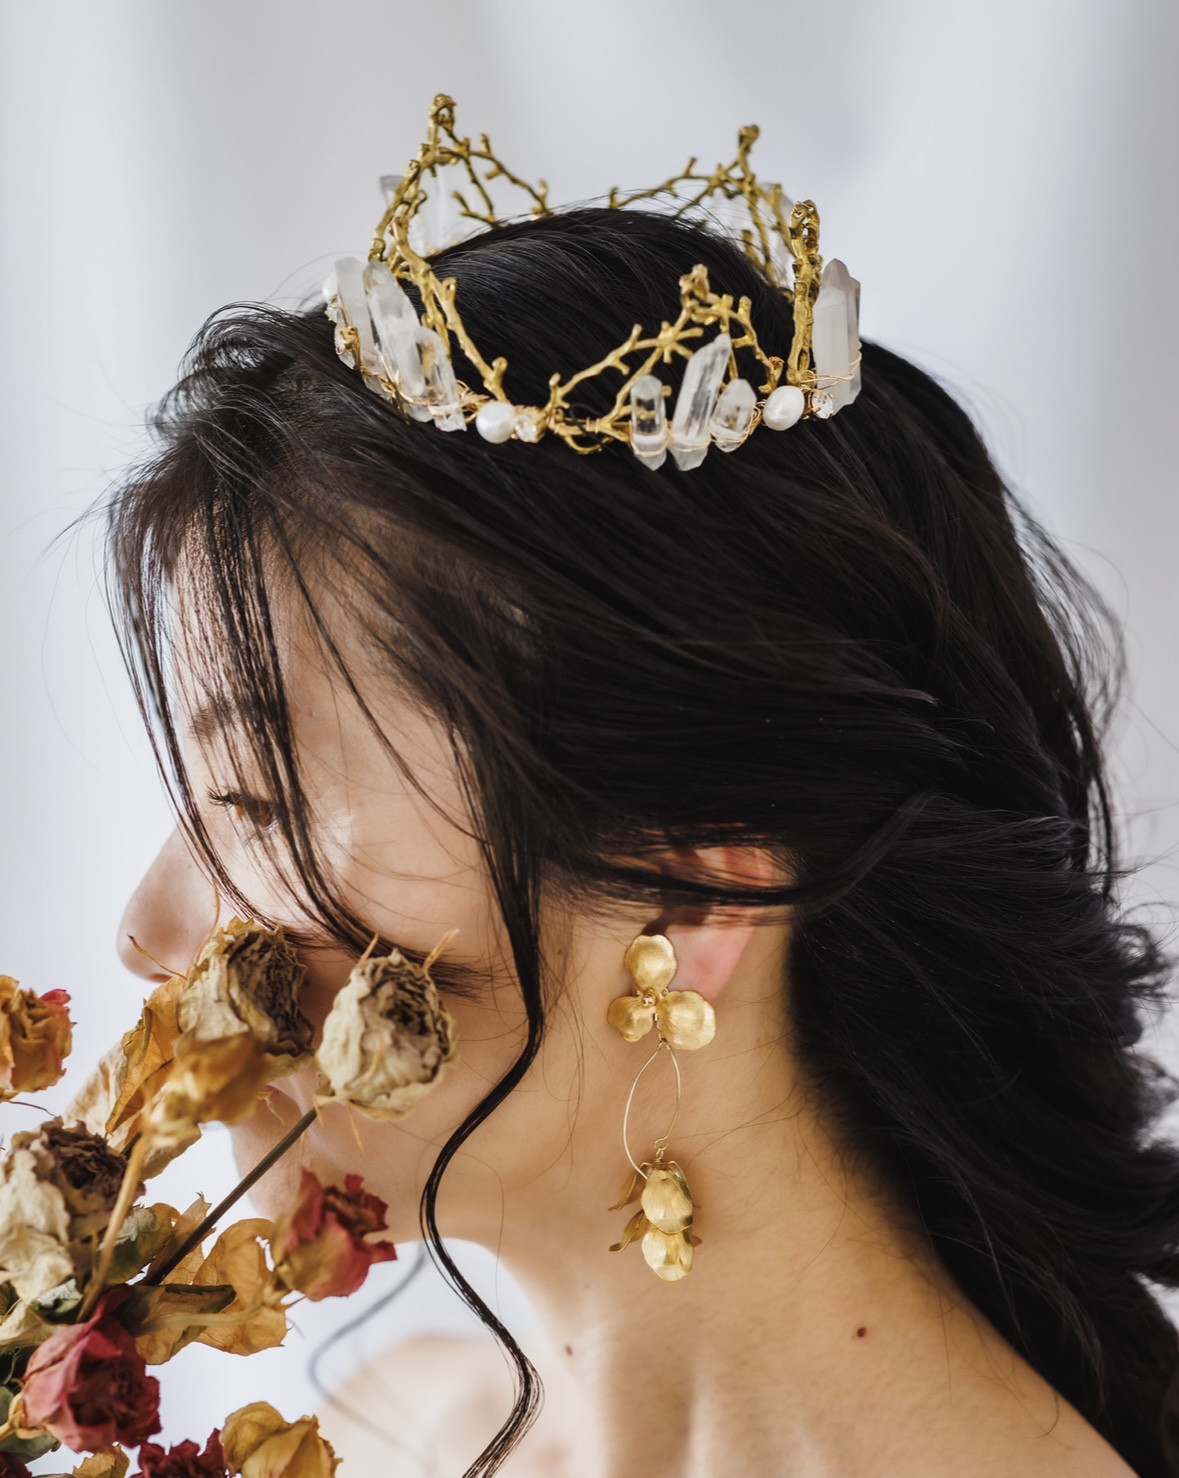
[
  {"xmin": 656, "ymin": 990, "xmax": 717, "ymax": 1050},
  {"xmin": 622, "ymin": 934, "xmax": 678, "ymax": 995},
  {"xmin": 606, "ymin": 995, "xmax": 655, "ymax": 1043},
  {"xmin": 640, "ymin": 1226, "xmax": 694, "ymax": 1280},
  {"xmin": 640, "ymin": 1167, "xmax": 694, "ymax": 1234},
  {"xmin": 609, "ymin": 1208, "xmax": 650, "ymax": 1253},
  {"xmin": 608, "ymin": 1166, "xmax": 644, "ymax": 1211}
]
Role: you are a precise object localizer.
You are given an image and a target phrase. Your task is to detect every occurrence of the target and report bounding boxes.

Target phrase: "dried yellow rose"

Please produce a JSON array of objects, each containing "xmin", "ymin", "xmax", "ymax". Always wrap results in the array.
[
  {"xmin": 0, "ymin": 976, "xmax": 73, "ymax": 1097},
  {"xmin": 222, "ymin": 1401, "xmax": 340, "ymax": 1478}
]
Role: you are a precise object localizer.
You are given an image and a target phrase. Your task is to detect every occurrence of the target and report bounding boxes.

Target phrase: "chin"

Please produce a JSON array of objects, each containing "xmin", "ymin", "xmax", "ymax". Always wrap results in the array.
[{"xmin": 228, "ymin": 1084, "xmax": 428, "ymax": 1242}]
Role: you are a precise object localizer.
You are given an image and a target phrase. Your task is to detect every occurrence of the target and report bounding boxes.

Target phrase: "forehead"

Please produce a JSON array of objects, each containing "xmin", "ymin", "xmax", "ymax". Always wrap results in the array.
[{"xmin": 169, "ymin": 553, "xmax": 451, "ymax": 789}]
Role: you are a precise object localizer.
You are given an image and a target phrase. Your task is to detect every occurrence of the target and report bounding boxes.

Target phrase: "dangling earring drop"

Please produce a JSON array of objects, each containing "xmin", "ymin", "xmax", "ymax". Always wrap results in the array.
[{"xmin": 606, "ymin": 931, "xmax": 716, "ymax": 1281}]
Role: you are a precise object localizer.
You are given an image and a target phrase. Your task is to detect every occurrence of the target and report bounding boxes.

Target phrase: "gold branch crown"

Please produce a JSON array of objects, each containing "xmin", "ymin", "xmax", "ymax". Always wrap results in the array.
[{"xmin": 324, "ymin": 94, "xmax": 861, "ymax": 470}]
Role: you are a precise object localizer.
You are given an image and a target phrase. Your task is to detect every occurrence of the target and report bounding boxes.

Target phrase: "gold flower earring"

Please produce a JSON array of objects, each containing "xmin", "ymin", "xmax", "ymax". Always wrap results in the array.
[{"xmin": 606, "ymin": 931, "xmax": 716, "ymax": 1281}]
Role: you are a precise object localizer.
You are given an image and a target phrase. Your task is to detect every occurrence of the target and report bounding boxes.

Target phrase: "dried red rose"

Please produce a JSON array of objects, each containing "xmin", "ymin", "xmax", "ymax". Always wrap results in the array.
[
  {"xmin": 0, "ymin": 978, "xmax": 73, "ymax": 1098},
  {"xmin": 0, "ymin": 1454, "xmax": 31, "ymax": 1476},
  {"xmin": 134, "ymin": 1430, "xmax": 226, "ymax": 1477},
  {"xmin": 19, "ymin": 1288, "xmax": 161, "ymax": 1453},
  {"xmin": 271, "ymin": 1170, "xmax": 396, "ymax": 1301}
]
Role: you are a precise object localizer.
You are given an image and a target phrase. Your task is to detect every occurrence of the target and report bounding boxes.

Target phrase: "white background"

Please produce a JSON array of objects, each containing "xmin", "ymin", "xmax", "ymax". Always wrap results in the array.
[{"xmin": 1, "ymin": 0, "xmax": 1177, "ymax": 1464}]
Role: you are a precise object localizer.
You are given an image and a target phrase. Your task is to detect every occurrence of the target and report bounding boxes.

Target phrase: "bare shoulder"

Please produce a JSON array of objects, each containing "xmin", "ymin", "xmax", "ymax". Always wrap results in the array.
[{"xmin": 322, "ymin": 1333, "xmax": 579, "ymax": 1477}]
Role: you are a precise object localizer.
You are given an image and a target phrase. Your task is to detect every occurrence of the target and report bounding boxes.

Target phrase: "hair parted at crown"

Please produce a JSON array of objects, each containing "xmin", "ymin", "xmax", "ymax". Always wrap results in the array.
[{"xmin": 323, "ymin": 94, "xmax": 861, "ymax": 471}]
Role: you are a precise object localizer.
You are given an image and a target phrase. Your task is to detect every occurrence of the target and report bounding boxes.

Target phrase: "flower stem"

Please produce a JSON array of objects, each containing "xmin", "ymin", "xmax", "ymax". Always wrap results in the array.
[
  {"xmin": 145, "ymin": 1105, "xmax": 318, "ymax": 1284},
  {"xmin": 80, "ymin": 1134, "xmax": 150, "ymax": 1318}
]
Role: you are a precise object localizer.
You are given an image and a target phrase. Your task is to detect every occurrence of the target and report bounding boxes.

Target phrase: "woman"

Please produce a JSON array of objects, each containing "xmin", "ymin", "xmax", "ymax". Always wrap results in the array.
[{"xmin": 106, "ymin": 182, "xmax": 1178, "ymax": 1474}]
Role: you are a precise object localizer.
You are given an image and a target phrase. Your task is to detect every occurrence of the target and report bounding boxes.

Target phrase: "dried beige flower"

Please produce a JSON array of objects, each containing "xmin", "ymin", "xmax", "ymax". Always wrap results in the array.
[
  {"xmin": 6, "ymin": 1121, "xmax": 131, "ymax": 1285},
  {"xmin": 316, "ymin": 947, "xmax": 456, "ymax": 1120},
  {"xmin": 180, "ymin": 919, "xmax": 312, "ymax": 1072}
]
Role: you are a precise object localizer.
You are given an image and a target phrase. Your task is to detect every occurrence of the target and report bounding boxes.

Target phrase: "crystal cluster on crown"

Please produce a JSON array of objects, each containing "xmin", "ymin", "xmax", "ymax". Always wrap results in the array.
[{"xmin": 324, "ymin": 94, "xmax": 861, "ymax": 471}]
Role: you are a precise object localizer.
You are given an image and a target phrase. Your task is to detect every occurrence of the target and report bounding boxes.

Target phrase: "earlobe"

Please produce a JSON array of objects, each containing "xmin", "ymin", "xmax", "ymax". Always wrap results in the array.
[{"xmin": 658, "ymin": 844, "xmax": 780, "ymax": 1004}]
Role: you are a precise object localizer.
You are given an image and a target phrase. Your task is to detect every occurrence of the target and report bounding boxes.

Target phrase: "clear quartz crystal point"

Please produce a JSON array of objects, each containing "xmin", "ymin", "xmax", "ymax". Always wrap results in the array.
[
  {"xmin": 416, "ymin": 327, "xmax": 466, "ymax": 431},
  {"xmin": 812, "ymin": 259, "xmax": 862, "ymax": 413},
  {"xmin": 331, "ymin": 258, "xmax": 383, "ymax": 379},
  {"xmin": 668, "ymin": 333, "xmax": 731, "ymax": 471},
  {"xmin": 363, "ymin": 260, "xmax": 419, "ymax": 384},
  {"xmin": 629, "ymin": 374, "xmax": 668, "ymax": 470},
  {"xmin": 709, "ymin": 378, "xmax": 757, "ymax": 451}
]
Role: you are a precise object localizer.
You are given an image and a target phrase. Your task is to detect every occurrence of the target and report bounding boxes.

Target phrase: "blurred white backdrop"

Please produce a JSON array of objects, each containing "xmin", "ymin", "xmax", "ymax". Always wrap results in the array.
[{"xmin": 1, "ymin": 0, "xmax": 1177, "ymax": 1463}]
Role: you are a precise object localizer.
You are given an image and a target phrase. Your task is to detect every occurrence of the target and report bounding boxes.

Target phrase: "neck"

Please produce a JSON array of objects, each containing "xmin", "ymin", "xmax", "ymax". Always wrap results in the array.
[{"xmin": 494, "ymin": 1096, "xmax": 1093, "ymax": 1477}]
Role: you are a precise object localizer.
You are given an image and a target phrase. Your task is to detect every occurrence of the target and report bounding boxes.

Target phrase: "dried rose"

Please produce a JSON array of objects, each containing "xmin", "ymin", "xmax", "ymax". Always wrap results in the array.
[
  {"xmin": 0, "ymin": 1455, "xmax": 31, "ymax": 1476},
  {"xmin": 271, "ymin": 1171, "xmax": 396, "ymax": 1301},
  {"xmin": 0, "ymin": 978, "xmax": 73, "ymax": 1098},
  {"xmin": 316, "ymin": 947, "xmax": 455, "ymax": 1119},
  {"xmin": 145, "ymin": 1034, "xmax": 270, "ymax": 1147},
  {"xmin": 20, "ymin": 1288, "xmax": 161, "ymax": 1452},
  {"xmin": 134, "ymin": 1429, "xmax": 225, "ymax": 1477},
  {"xmin": 221, "ymin": 1403, "xmax": 338, "ymax": 1478},
  {"xmin": 179, "ymin": 920, "xmax": 311, "ymax": 1071}
]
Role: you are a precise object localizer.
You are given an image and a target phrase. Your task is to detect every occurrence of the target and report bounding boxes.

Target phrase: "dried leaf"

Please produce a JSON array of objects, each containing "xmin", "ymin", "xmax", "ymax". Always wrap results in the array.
[
  {"xmin": 106, "ymin": 1205, "xmax": 177, "ymax": 1286},
  {"xmin": 144, "ymin": 1196, "xmax": 209, "ymax": 1283},
  {"xmin": 65, "ymin": 975, "xmax": 187, "ymax": 1152},
  {"xmin": 221, "ymin": 1402, "xmax": 339, "ymax": 1478},
  {"xmin": 0, "ymin": 978, "xmax": 73, "ymax": 1098},
  {"xmin": 191, "ymin": 1219, "xmax": 285, "ymax": 1356},
  {"xmin": 124, "ymin": 1283, "xmax": 236, "ymax": 1366}
]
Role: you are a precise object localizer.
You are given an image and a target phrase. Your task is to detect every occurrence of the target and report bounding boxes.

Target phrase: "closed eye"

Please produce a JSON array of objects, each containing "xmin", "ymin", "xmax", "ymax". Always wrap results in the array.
[{"xmin": 206, "ymin": 788, "xmax": 282, "ymax": 836}]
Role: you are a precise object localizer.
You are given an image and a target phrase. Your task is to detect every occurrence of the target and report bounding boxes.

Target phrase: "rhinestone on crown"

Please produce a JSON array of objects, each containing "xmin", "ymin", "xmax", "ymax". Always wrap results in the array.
[{"xmin": 324, "ymin": 95, "xmax": 861, "ymax": 470}]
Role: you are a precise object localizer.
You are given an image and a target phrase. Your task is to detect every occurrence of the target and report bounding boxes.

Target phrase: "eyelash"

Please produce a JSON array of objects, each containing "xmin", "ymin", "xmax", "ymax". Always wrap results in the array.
[{"xmin": 206, "ymin": 788, "xmax": 282, "ymax": 837}]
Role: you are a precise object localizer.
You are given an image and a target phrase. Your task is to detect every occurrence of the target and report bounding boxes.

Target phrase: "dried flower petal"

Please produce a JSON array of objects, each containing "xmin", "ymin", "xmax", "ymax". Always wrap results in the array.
[
  {"xmin": 20, "ymin": 1288, "xmax": 161, "ymax": 1453},
  {"xmin": 0, "ymin": 978, "xmax": 73, "ymax": 1098},
  {"xmin": 134, "ymin": 1429, "xmax": 225, "ymax": 1478},
  {"xmin": 68, "ymin": 1456, "xmax": 132, "ymax": 1477},
  {"xmin": 221, "ymin": 1403, "xmax": 339, "ymax": 1478},
  {"xmin": 0, "ymin": 1455, "xmax": 31, "ymax": 1477},
  {"xmin": 180, "ymin": 921, "xmax": 312, "ymax": 1071},
  {"xmin": 316, "ymin": 948, "xmax": 455, "ymax": 1120},
  {"xmin": 0, "ymin": 1146, "xmax": 73, "ymax": 1303},
  {"xmin": 271, "ymin": 1171, "xmax": 396, "ymax": 1301},
  {"xmin": 145, "ymin": 1035, "xmax": 270, "ymax": 1146}
]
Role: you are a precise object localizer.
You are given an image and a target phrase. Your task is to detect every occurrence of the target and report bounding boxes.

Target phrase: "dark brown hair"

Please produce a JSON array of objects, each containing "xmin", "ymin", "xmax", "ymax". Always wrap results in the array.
[{"xmin": 104, "ymin": 207, "xmax": 1179, "ymax": 1476}]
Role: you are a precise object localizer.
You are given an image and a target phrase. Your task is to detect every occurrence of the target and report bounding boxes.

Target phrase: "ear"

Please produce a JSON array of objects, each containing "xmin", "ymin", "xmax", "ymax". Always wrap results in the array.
[{"xmin": 659, "ymin": 845, "xmax": 781, "ymax": 1003}]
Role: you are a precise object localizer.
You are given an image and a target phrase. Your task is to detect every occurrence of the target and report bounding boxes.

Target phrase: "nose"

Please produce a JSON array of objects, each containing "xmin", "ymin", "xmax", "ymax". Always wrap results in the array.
[{"xmin": 116, "ymin": 826, "xmax": 221, "ymax": 983}]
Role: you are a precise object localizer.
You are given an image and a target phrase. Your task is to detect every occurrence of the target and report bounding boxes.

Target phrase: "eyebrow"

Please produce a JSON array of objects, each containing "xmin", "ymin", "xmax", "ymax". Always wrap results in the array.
[{"xmin": 187, "ymin": 694, "xmax": 242, "ymax": 745}]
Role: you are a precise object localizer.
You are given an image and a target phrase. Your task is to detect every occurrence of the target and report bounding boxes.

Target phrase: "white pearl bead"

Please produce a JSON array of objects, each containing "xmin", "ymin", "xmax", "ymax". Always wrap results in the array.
[
  {"xmin": 475, "ymin": 401, "xmax": 517, "ymax": 444},
  {"xmin": 762, "ymin": 385, "xmax": 806, "ymax": 431}
]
